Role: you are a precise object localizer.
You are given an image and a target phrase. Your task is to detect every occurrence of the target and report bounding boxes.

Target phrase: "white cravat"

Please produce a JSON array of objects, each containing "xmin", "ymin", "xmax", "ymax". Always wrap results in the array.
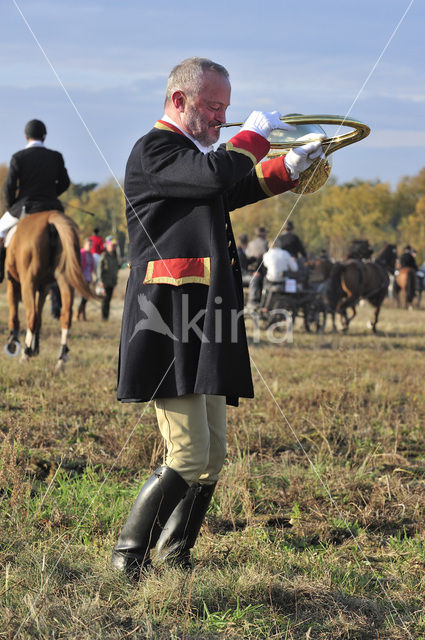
[
  {"xmin": 161, "ymin": 114, "xmax": 213, "ymax": 155},
  {"xmin": 26, "ymin": 140, "xmax": 44, "ymax": 148}
]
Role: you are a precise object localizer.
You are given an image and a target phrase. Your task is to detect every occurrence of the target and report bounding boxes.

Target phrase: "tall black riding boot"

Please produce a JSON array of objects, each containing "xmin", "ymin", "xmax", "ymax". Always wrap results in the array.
[
  {"xmin": 0, "ymin": 246, "xmax": 6, "ymax": 283},
  {"xmin": 155, "ymin": 482, "xmax": 216, "ymax": 569},
  {"xmin": 111, "ymin": 466, "xmax": 189, "ymax": 579}
]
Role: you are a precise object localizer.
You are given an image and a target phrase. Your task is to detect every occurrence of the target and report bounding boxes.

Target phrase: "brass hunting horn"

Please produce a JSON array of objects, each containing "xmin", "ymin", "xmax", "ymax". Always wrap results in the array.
[{"xmin": 219, "ymin": 114, "xmax": 370, "ymax": 194}]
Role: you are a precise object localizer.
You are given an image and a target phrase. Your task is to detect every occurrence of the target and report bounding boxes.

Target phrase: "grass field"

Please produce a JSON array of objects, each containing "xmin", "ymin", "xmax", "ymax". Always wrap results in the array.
[{"xmin": 1, "ymin": 271, "xmax": 425, "ymax": 639}]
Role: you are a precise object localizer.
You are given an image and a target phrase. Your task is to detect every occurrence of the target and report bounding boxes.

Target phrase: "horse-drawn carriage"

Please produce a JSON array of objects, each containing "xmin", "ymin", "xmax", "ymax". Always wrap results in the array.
[{"xmin": 256, "ymin": 260, "xmax": 330, "ymax": 333}]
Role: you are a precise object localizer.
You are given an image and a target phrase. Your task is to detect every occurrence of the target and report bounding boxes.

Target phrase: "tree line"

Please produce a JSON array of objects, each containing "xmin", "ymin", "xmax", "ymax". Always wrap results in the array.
[
  {"xmin": 1, "ymin": 164, "xmax": 425, "ymax": 261},
  {"xmin": 231, "ymin": 168, "xmax": 425, "ymax": 262}
]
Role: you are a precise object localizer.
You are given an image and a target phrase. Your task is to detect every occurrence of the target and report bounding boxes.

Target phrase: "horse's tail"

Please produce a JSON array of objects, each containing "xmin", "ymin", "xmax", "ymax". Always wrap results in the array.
[
  {"xmin": 48, "ymin": 211, "xmax": 97, "ymax": 299},
  {"xmin": 325, "ymin": 262, "xmax": 346, "ymax": 310}
]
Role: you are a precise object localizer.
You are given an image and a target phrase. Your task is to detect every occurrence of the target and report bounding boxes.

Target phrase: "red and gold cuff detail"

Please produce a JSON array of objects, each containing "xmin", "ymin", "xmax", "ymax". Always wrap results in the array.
[
  {"xmin": 256, "ymin": 156, "xmax": 299, "ymax": 197},
  {"xmin": 226, "ymin": 130, "xmax": 270, "ymax": 166},
  {"xmin": 143, "ymin": 257, "xmax": 211, "ymax": 286}
]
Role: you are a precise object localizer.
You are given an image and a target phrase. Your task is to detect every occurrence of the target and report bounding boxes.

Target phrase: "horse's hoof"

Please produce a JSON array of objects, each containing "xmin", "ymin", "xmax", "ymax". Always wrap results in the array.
[
  {"xmin": 57, "ymin": 345, "xmax": 69, "ymax": 363},
  {"xmin": 20, "ymin": 345, "xmax": 35, "ymax": 362},
  {"xmin": 55, "ymin": 359, "xmax": 66, "ymax": 373},
  {"xmin": 4, "ymin": 339, "xmax": 20, "ymax": 357}
]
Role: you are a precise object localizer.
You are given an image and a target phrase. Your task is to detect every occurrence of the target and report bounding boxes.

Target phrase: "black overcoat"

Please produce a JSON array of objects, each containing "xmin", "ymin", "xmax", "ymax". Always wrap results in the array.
[
  {"xmin": 4, "ymin": 145, "xmax": 70, "ymax": 217},
  {"xmin": 117, "ymin": 120, "xmax": 297, "ymax": 406}
]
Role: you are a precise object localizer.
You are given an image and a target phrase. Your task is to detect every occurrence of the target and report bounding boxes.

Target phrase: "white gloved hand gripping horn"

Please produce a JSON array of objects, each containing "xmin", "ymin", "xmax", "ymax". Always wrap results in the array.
[
  {"xmin": 240, "ymin": 110, "xmax": 296, "ymax": 139},
  {"xmin": 283, "ymin": 133, "xmax": 326, "ymax": 180}
]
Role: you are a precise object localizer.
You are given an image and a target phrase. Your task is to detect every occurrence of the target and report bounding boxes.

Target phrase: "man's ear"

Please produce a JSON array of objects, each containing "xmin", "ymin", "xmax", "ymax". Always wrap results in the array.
[{"xmin": 171, "ymin": 90, "xmax": 186, "ymax": 112}]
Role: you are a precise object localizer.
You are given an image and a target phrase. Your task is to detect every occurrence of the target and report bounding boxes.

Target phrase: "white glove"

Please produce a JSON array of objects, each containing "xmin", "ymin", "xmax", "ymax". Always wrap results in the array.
[
  {"xmin": 241, "ymin": 110, "xmax": 296, "ymax": 139},
  {"xmin": 284, "ymin": 133, "xmax": 325, "ymax": 180}
]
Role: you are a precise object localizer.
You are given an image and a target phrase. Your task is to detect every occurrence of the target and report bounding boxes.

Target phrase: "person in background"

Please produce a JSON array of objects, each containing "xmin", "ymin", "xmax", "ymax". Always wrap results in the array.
[
  {"xmin": 263, "ymin": 241, "xmax": 298, "ymax": 283},
  {"xmin": 77, "ymin": 237, "xmax": 95, "ymax": 321},
  {"xmin": 245, "ymin": 226, "xmax": 269, "ymax": 308},
  {"xmin": 90, "ymin": 227, "xmax": 105, "ymax": 272},
  {"xmin": 261, "ymin": 241, "xmax": 299, "ymax": 311},
  {"xmin": 277, "ymin": 220, "xmax": 306, "ymax": 259},
  {"xmin": 400, "ymin": 245, "xmax": 418, "ymax": 270},
  {"xmin": 0, "ymin": 119, "xmax": 70, "ymax": 282},
  {"xmin": 237, "ymin": 233, "xmax": 255, "ymax": 287},
  {"xmin": 98, "ymin": 235, "xmax": 120, "ymax": 320}
]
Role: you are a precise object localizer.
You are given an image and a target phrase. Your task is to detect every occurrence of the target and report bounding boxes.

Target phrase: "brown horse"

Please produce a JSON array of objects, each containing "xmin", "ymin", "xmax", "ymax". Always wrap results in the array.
[
  {"xmin": 326, "ymin": 243, "xmax": 397, "ymax": 333},
  {"xmin": 5, "ymin": 210, "xmax": 95, "ymax": 370},
  {"xmin": 394, "ymin": 267, "xmax": 416, "ymax": 309}
]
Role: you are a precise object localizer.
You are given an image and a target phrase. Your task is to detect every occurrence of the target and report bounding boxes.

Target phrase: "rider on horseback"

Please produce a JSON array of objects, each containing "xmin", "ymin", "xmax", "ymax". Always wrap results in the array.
[
  {"xmin": 400, "ymin": 245, "xmax": 418, "ymax": 270},
  {"xmin": 0, "ymin": 119, "xmax": 70, "ymax": 281}
]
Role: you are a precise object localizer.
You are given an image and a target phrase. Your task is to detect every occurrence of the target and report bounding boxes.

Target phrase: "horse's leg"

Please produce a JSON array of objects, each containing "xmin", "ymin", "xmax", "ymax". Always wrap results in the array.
[
  {"xmin": 33, "ymin": 287, "xmax": 49, "ymax": 355},
  {"xmin": 410, "ymin": 272, "xmax": 416, "ymax": 308},
  {"xmin": 337, "ymin": 297, "xmax": 357, "ymax": 332},
  {"xmin": 393, "ymin": 280, "xmax": 401, "ymax": 308},
  {"xmin": 401, "ymin": 285, "xmax": 408, "ymax": 310},
  {"xmin": 371, "ymin": 304, "xmax": 382, "ymax": 333},
  {"xmin": 55, "ymin": 277, "xmax": 74, "ymax": 372},
  {"xmin": 5, "ymin": 277, "xmax": 21, "ymax": 356},
  {"xmin": 302, "ymin": 303, "xmax": 311, "ymax": 333},
  {"xmin": 347, "ymin": 304, "xmax": 357, "ymax": 324},
  {"xmin": 338, "ymin": 309, "xmax": 348, "ymax": 331},
  {"xmin": 20, "ymin": 274, "xmax": 39, "ymax": 360}
]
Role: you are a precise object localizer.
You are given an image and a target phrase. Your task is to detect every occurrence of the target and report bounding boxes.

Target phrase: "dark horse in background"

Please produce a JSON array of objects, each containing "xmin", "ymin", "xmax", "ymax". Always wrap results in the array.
[
  {"xmin": 5, "ymin": 210, "xmax": 96, "ymax": 370},
  {"xmin": 326, "ymin": 243, "xmax": 397, "ymax": 333}
]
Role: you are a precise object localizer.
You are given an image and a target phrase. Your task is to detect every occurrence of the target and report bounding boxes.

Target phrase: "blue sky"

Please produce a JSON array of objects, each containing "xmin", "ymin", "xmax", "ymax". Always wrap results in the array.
[{"xmin": 1, "ymin": 0, "xmax": 423, "ymax": 189}]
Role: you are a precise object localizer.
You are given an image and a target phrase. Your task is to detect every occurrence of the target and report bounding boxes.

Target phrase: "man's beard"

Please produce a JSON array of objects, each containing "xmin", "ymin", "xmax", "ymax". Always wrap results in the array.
[{"xmin": 185, "ymin": 104, "xmax": 220, "ymax": 147}]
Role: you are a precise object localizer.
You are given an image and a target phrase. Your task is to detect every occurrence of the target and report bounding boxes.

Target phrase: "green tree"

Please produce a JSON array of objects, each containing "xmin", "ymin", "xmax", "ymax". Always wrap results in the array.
[
  {"xmin": 63, "ymin": 178, "xmax": 126, "ymax": 249},
  {"xmin": 398, "ymin": 194, "xmax": 425, "ymax": 263},
  {"xmin": 0, "ymin": 163, "xmax": 8, "ymax": 214},
  {"xmin": 392, "ymin": 168, "xmax": 425, "ymax": 230},
  {"xmin": 317, "ymin": 181, "xmax": 394, "ymax": 258}
]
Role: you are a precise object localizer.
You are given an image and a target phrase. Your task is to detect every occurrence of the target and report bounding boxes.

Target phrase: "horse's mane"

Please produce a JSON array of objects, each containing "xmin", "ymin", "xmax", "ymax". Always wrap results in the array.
[{"xmin": 375, "ymin": 243, "xmax": 396, "ymax": 269}]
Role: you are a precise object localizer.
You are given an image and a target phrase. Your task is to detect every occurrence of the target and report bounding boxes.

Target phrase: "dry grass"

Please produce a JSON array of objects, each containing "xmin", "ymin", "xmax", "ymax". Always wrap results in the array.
[{"xmin": 1, "ymin": 274, "xmax": 425, "ymax": 639}]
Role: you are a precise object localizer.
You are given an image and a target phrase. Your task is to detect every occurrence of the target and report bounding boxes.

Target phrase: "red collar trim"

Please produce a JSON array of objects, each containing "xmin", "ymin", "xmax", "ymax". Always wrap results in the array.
[{"xmin": 154, "ymin": 120, "xmax": 185, "ymax": 135}]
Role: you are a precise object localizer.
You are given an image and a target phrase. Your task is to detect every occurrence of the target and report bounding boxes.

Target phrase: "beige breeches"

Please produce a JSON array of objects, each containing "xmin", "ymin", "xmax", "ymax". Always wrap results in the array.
[{"xmin": 154, "ymin": 394, "xmax": 226, "ymax": 485}]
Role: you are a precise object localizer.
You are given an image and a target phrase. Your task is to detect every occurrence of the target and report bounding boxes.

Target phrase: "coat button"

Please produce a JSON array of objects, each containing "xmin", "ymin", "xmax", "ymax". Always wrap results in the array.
[
  {"xmin": 225, "ymin": 223, "xmax": 228, "ymax": 230},
  {"xmin": 231, "ymin": 258, "xmax": 235, "ymax": 266},
  {"xmin": 228, "ymin": 241, "xmax": 231, "ymax": 247}
]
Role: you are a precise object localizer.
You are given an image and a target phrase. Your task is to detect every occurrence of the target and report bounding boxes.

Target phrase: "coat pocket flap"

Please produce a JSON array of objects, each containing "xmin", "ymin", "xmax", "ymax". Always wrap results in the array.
[{"xmin": 143, "ymin": 257, "xmax": 211, "ymax": 286}]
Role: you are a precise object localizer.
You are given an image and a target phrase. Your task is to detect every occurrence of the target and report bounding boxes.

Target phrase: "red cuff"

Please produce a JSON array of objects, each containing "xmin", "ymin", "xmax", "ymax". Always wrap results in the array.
[
  {"xmin": 226, "ymin": 130, "xmax": 270, "ymax": 165},
  {"xmin": 255, "ymin": 156, "xmax": 298, "ymax": 196}
]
